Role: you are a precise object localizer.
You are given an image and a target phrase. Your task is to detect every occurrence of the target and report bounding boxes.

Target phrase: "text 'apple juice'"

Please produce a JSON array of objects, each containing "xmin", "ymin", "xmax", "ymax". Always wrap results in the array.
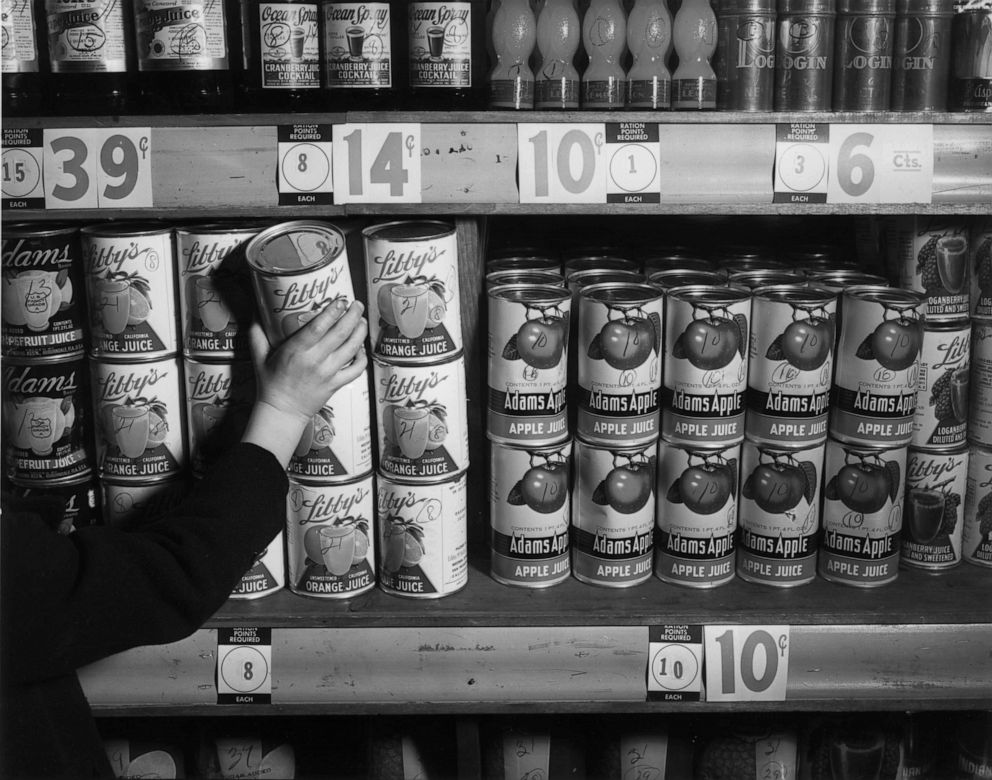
[{"xmin": 902, "ymin": 445, "xmax": 968, "ymax": 570}]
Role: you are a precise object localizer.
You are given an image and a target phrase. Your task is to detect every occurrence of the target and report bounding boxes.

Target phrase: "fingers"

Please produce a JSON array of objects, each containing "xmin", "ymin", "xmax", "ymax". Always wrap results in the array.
[
  {"xmin": 296, "ymin": 297, "xmax": 353, "ymax": 342},
  {"xmin": 247, "ymin": 322, "xmax": 271, "ymax": 370}
]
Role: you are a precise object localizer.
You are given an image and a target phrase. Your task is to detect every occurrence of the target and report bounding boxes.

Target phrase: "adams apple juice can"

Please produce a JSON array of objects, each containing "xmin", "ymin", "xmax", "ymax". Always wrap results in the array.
[
  {"xmin": 490, "ymin": 440, "xmax": 571, "ymax": 587},
  {"xmin": 286, "ymin": 474, "xmax": 376, "ymax": 599},
  {"xmin": 894, "ymin": 217, "xmax": 971, "ymax": 321},
  {"xmin": 902, "ymin": 445, "xmax": 968, "ymax": 570},
  {"xmin": 963, "ymin": 443, "xmax": 992, "ymax": 568},
  {"xmin": 183, "ymin": 358, "xmax": 256, "ymax": 478},
  {"xmin": 487, "ymin": 284, "xmax": 570, "ymax": 446},
  {"xmin": 654, "ymin": 439, "xmax": 741, "ymax": 588},
  {"xmin": 912, "ymin": 319, "xmax": 971, "ymax": 450},
  {"xmin": 971, "ymin": 215, "xmax": 992, "ymax": 319},
  {"xmin": 970, "ymin": 319, "xmax": 992, "ymax": 446}
]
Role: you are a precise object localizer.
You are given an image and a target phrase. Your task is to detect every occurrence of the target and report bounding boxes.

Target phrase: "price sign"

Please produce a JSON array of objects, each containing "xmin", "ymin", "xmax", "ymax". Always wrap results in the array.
[
  {"xmin": 773, "ymin": 123, "xmax": 829, "ymax": 204},
  {"xmin": 518, "ymin": 123, "xmax": 607, "ymax": 204},
  {"xmin": 217, "ymin": 627, "xmax": 272, "ymax": 704},
  {"xmin": 647, "ymin": 625, "xmax": 703, "ymax": 702},
  {"xmin": 278, "ymin": 124, "xmax": 333, "ymax": 206},
  {"xmin": 827, "ymin": 124, "xmax": 933, "ymax": 205},
  {"xmin": 605, "ymin": 122, "xmax": 660, "ymax": 204},
  {"xmin": 2, "ymin": 128, "xmax": 45, "ymax": 209},
  {"xmin": 42, "ymin": 128, "xmax": 153, "ymax": 209},
  {"xmin": 703, "ymin": 625, "xmax": 790, "ymax": 702},
  {"xmin": 332, "ymin": 123, "xmax": 421, "ymax": 203}
]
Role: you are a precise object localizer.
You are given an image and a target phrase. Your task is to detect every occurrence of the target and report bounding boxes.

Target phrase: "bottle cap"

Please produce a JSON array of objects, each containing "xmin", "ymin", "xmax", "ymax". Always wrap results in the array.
[{"xmin": 777, "ymin": 0, "xmax": 836, "ymax": 14}]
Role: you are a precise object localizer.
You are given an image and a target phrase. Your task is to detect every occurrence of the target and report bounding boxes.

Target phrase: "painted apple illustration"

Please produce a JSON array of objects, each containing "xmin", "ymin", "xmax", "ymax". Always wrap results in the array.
[
  {"xmin": 597, "ymin": 316, "xmax": 656, "ymax": 370},
  {"xmin": 769, "ymin": 317, "xmax": 834, "ymax": 371},
  {"xmin": 743, "ymin": 461, "xmax": 812, "ymax": 513},
  {"xmin": 382, "ymin": 517, "xmax": 425, "ymax": 573},
  {"xmin": 596, "ymin": 460, "xmax": 654, "ymax": 514},
  {"xmin": 669, "ymin": 460, "xmax": 737, "ymax": 515},
  {"xmin": 674, "ymin": 315, "xmax": 745, "ymax": 370},
  {"xmin": 825, "ymin": 459, "xmax": 899, "ymax": 515},
  {"xmin": 512, "ymin": 317, "xmax": 568, "ymax": 370},
  {"xmin": 857, "ymin": 317, "xmax": 923, "ymax": 372},
  {"xmin": 510, "ymin": 460, "xmax": 569, "ymax": 513}
]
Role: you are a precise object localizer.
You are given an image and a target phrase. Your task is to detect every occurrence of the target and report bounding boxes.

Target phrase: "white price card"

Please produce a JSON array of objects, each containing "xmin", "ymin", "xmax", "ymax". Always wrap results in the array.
[
  {"xmin": 217, "ymin": 627, "xmax": 272, "ymax": 704},
  {"xmin": 2, "ymin": 128, "xmax": 46, "ymax": 209},
  {"xmin": 605, "ymin": 122, "xmax": 660, "ymax": 204},
  {"xmin": 647, "ymin": 625, "xmax": 703, "ymax": 702},
  {"xmin": 278, "ymin": 124, "xmax": 333, "ymax": 206},
  {"xmin": 518, "ymin": 123, "xmax": 607, "ymax": 204},
  {"xmin": 332, "ymin": 123, "xmax": 421, "ymax": 203},
  {"xmin": 773, "ymin": 123, "xmax": 830, "ymax": 204},
  {"xmin": 827, "ymin": 124, "xmax": 933, "ymax": 205},
  {"xmin": 703, "ymin": 625, "xmax": 790, "ymax": 702}
]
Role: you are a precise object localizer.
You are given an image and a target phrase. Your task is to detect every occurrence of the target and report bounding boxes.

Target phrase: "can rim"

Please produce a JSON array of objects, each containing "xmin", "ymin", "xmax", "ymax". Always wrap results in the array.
[
  {"xmin": 845, "ymin": 284, "xmax": 926, "ymax": 307},
  {"xmin": 245, "ymin": 220, "xmax": 346, "ymax": 275},
  {"xmin": 666, "ymin": 283, "xmax": 753, "ymax": 304},
  {"xmin": 174, "ymin": 221, "xmax": 271, "ymax": 237},
  {"xmin": 80, "ymin": 222, "xmax": 171, "ymax": 237},
  {"xmin": 2, "ymin": 224, "xmax": 79, "ymax": 239},
  {"xmin": 361, "ymin": 220, "xmax": 455, "ymax": 242},
  {"xmin": 753, "ymin": 283, "xmax": 838, "ymax": 304},
  {"xmin": 580, "ymin": 281, "xmax": 664, "ymax": 303},
  {"xmin": 488, "ymin": 283, "xmax": 571, "ymax": 303}
]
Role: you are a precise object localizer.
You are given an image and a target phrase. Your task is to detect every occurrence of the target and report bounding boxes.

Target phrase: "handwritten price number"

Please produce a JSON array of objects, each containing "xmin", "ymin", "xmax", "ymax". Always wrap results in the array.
[
  {"xmin": 704, "ymin": 625, "xmax": 790, "ymax": 702},
  {"xmin": 333, "ymin": 123, "xmax": 421, "ymax": 203},
  {"xmin": 43, "ymin": 129, "xmax": 151, "ymax": 209},
  {"xmin": 519, "ymin": 124, "xmax": 606, "ymax": 203}
]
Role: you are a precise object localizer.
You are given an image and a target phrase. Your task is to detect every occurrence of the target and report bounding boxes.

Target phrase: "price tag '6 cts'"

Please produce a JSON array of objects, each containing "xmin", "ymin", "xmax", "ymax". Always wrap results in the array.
[
  {"xmin": 703, "ymin": 625, "xmax": 790, "ymax": 702},
  {"xmin": 518, "ymin": 123, "xmax": 608, "ymax": 204},
  {"xmin": 43, "ymin": 128, "xmax": 153, "ymax": 209},
  {"xmin": 828, "ymin": 124, "xmax": 933, "ymax": 205},
  {"xmin": 332, "ymin": 123, "xmax": 421, "ymax": 204}
]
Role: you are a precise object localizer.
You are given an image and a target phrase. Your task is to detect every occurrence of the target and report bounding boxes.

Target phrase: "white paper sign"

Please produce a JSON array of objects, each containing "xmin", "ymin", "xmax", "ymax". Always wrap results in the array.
[
  {"xmin": 703, "ymin": 625, "xmax": 790, "ymax": 702},
  {"xmin": 332, "ymin": 123, "xmax": 421, "ymax": 203},
  {"xmin": 518, "ymin": 123, "xmax": 607, "ymax": 204}
]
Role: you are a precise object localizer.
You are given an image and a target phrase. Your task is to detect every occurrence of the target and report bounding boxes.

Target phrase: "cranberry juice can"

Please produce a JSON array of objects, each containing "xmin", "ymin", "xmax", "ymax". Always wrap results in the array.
[
  {"xmin": 971, "ymin": 215, "xmax": 992, "ymax": 319},
  {"xmin": 487, "ymin": 284, "xmax": 570, "ymax": 446},
  {"xmin": 577, "ymin": 283, "xmax": 664, "ymax": 447},
  {"xmin": 819, "ymin": 437, "xmax": 907, "ymax": 587},
  {"xmin": 9, "ymin": 472, "xmax": 101, "ymax": 533},
  {"xmin": 377, "ymin": 472, "xmax": 468, "ymax": 598},
  {"xmin": 363, "ymin": 220, "xmax": 462, "ymax": 363},
  {"xmin": 489, "ymin": 439, "xmax": 572, "ymax": 587},
  {"xmin": 902, "ymin": 445, "xmax": 968, "ymax": 570},
  {"xmin": 2, "ymin": 353, "xmax": 94, "ymax": 483},
  {"xmin": 830, "ymin": 286, "xmax": 924, "ymax": 447},
  {"xmin": 963, "ymin": 444, "xmax": 992, "ymax": 568},
  {"xmin": 286, "ymin": 474, "xmax": 377, "ymax": 599},
  {"xmin": 654, "ymin": 439, "xmax": 740, "ymax": 588},
  {"xmin": 571, "ymin": 438, "xmax": 655, "ymax": 587},
  {"xmin": 175, "ymin": 222, "xmax": 264, "ymax": 360},
  {"xmin": 101, "ymin": 475, "xmax": 189, "ymax": 526},
  {"xmin": 969, "ymin": 319, "xmax": 992, "ymax": 446},
  {"xmin": 90, "ymin": 356, "xmax": 187, "ymax": 481},
  {"xmin": 911, "ymin": 319, "xmax": 971, "ymax": 450},
  {"xmin": 183, "ymin": 358, "xmax": 256, "ymax": 477},
  {"xmin": 81, "ymin": 223, "xmax": 179, "ymax": 359},
  {"xmin": 661, "ymin": 285, "xmax": 751, "ymax": 447},
  {"xmin": 2, "ymin": 224, "xmax": 85, "ymax": 358},
  {"xmin": 894, "ymin": 217, "xmax": 971, "ymax": 321}
]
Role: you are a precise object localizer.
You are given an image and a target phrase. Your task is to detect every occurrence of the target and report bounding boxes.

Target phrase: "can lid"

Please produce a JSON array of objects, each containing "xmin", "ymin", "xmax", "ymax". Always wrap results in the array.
[
  {"xmin": 666, "ymin": 283, "xmax": 753, "ymax": 306},
  {"xmin": 778, "ymin": 0, "xmax": 836, "ymax": 14},
  {"xmin": 580, "ymin": 282, "xmax": 663, "ymax": 305},
  {"xmin": 753, "ymin": 282, "xmax": 838, "ymax": 306},
  {"xmin": 728, "ymin": 270, "xmax": 806, "ymax": 289},
  {"xmin": 845, "ymin": 284, "xmax": 926, "ymax": 310},
  {"xmin": 245, "ymin": 220, "xmax": 345, "ymax": 274},
  {"xmin": 838, "ymin": 0, "xmax": 895, "ymax": 14},
  {"xmin": 897, "ymin": 0, "xmax": 954, "ymax": 15},
  {"xmin": 488, "ymin": 283, "xmax": 571, "ymax": 306},
  {"xmin": 568, "ymin": 269, "xmax": 646, "ymax": 289},
  {"xmin": 361, "ymin": 220, "xmax": 455, "ymax": 242},
  {"xmin": 648, "ymin": 269, "xmax": 726, "ymax": 289},
  {"xmin": 719, "ymin": 0, "xmax": 776, "ymax": 13}
]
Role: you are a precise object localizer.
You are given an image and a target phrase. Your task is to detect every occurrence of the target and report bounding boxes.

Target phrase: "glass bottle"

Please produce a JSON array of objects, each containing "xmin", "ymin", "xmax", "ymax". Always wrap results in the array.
[
  {"xmin": 581, "ymin": 0, "xmax": 627, "ymax": 107},
  {"xmin": 534, "ymin": 0, "xmax": 580, "ymax": 107},
  {"xmin": 488, "ymin": 0, "xmax": 537, "ymax": 107},
  {"xmin": 3, "ymin": 0, "xmax": 49, "ymax": 115},
  {"xmin": 242, "ymin": 0, "xmax": 322, "ymax": 111},
  {"xmin": 407, "ymin": 0, "xmax": 487, "ymax": 108},
  {"xmin": 671, "ymin": 0, "xmax": 717, "ymax": 108},
  {"xmin": 626, "ymin": 0, "xmax": 672, "ymax": 107}
]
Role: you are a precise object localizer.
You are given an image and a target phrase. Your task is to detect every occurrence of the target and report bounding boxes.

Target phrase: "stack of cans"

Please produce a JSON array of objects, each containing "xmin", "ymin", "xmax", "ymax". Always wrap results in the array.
[{"xmin": 363, "ymin": 221, "xmax": 469, "ymax": 599}]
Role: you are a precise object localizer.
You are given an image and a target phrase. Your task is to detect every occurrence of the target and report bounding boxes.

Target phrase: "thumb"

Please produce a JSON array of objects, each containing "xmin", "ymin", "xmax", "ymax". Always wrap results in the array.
[{"xmin": 248, "ymin": 322, "xmax": 271, "ymax": 372}]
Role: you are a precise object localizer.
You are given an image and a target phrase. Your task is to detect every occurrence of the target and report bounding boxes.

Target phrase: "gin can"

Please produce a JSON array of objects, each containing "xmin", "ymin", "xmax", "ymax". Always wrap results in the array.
[
  {"xmin": 774, "ymin": 0, "xmax": 837, "ymax": 111},
  {"xmin": 911, "ymin": 319, "xmax": 971, "ymax": 450},
  {"xmin": 832, "ymin": 0, "xmax": 896, "ymax": 111},
  {"xmin": 902, "ymin": 445, "xmax": 968, "ymax": 570},
  {"xmin": 890, "ymin": 0, "xmax": 954, "ymax": 111},
  {"xmin": 963, "ymin": 444, "xmax": 992, "ymax": 568}
]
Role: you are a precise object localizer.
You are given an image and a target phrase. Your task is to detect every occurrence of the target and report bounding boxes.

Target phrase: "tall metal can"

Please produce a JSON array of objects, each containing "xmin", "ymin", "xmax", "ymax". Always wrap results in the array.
[
  {"xmin": 183, "ymin": 358, "xmax": 256, "ymax": 477},
  {"xmin": 949, "ymin": 0, "xmax": 992, "ymax": 111},
  {"xmin": 963, "ymin": 443, "xmax": 992, "ymax": 567},
  {"xmin": 714, "ymin": 0, "xmax": 777, "ymax": 110},
  {"xmin": 911, "ymin": 319, "xmax": 971, "ymax": 450},
  {"xmin": 832, "ymin": 0, "xmax": 896, "ymax": 110},
  {"xmin": 902, "ymin": 445, "xmax": 968, "ymax": 570},
  {"xmin": 971, "ymin": 215, "xmax": 992, "ymax": 319},
  {"xmin": 970, "ymin": 319, "xmax": 992, "ymax": 446},
  {"xmin": 890, "ymin": 0, "xmax": 954, "ymax": 110},
  {"xmin": 774, "ymin": 0, "xmax": 837, "ymax": 110},
  {"xmin": 894, "ymin": 216, "xmax": 970, "ymax": 322}
]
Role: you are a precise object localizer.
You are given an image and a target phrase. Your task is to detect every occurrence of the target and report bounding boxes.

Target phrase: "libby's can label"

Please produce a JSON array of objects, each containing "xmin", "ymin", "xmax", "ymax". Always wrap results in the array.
[
  {"xmin": 230, "ymin": 530, "xmax": 285, "ymax": 600},
  {"xmin": 81, "ymin": 224, "xmax": 179, "ymax": 358},
  {"xmin": 902, "ymin": 445, "xmax": 968, "ymax": 570},
  {"xmin": 372, "ymin": 354, "xmax": 469, "ymax": 481},
  {"xmin": 911, "ymin": 320, "xmax": 971, "ymax": 450},
  {"xmin": 91, "ymin": 356, "xmax": 187, "ymax": 481},
  {"xmin": 2, "ymin": 353, "xmax": 94, "ymax": 483},
  {"xmin": 2, "ymin": 224, "xmax": 85, "ymax": 358},
  {"xmin": 819, "ymin": 437, "xmax": 906, "ymax": 587},
  {"xmin": 175, "ymin": 222, "xmax": 263, "ymax": 360},
  {"xmin": 363, "ymin": 220, "xmax": 462, "ymax": 363},
  {"xmin": 830, "ymin": 286, "xmax": 924, "ymax": 447},
  {"xmin": 963, "ymin": 444, "xmax": 992, "ymax": 568},
  {"xmin": 487, "ymin": 284, "xmax": 570, "ymax": 445},
  {"xmin": 737, "ymin": 438, "xmax": 824, "ymax": 586},
  {"xmin": 894, "ymin": 216, "xmax": 971, "ymax": 321},
  {"xmin": 571, "ymin": 439, "xmax": 654, "ymax": 587},
  {"xmin": 183, "ymin": 358, "xmax": 256, "ymax": 477},
  {"xmin": 577, "ymin": 283, "xmax": 663, "ymax": 447},
  {"xmin": 489, "ymin": 440, "xmax": 572, "ymax": 588},
  {"xmin": 969, "ymin": 319, "xmax": 992, "ymax": 446},
  {"xmin": 9, "ymin": 473, "xmax": 101, "ymax": 533},
  {"xmin": 101, "ymin": 475, "xmax": 189, "ymax": 526},
  {"xmin": 654, "ymin": 439, "xmax": 740, "ymax": 588},
  {"xmin": 286, "ymin": 474, "xmax": 377, "ymax": 599},
  {"xmin": 746, "ymin": 284, "xmax": 836, "ymax": 446},
  {"xmin": 971, "ymin": 215, "xmax": 992, "ymax": 319},
  {"xmin": 377, "ymin": 472, "xmax": 468, "ymax": 598},
  {"xmin": 662, "ymin": 285, "xmax": 751, "ymax": 447}
]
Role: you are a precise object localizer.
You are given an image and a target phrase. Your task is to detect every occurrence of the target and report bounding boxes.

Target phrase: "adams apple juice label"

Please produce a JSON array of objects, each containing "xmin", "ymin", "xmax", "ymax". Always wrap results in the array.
[
  {"xmin": 894, "ymin": 217, "xmax": 970, "ymax": 322},
  {"xmin": 902, "ymin": 446, "xmax": 968, "ymax": 570},
  {"xmin": 970, "ymin": 216, "xmax": 991, "ymax": 319},
  {"xmin": 183, "ymin": 358, "xmax": 256, "ymax": 477},
  {"xmin": 963, "ymin": 444, "xmax": 992, "ymax": 568},
  {"xmin": 911, "ymin": 320, "xmax": 971, "ymax": 450}
]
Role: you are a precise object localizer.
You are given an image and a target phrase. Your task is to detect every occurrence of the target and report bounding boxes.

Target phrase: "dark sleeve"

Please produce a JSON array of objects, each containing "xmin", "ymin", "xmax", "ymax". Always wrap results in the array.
[{"xmin": 1, "ymin": 443, "xmax": 288, "ymax": 685}]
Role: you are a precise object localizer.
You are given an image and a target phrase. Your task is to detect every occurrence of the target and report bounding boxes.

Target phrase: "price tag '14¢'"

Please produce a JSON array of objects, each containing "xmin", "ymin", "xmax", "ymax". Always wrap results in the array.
[{"xmin": 332, "ymin": 123, "xmax": 421, "ymax": 204}]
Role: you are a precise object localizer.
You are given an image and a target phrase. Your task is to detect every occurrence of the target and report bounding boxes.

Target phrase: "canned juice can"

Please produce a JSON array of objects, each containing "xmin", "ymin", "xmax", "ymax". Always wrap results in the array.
[
  {"xmin": 563, "ymin": 255, "xmax": 640, "ymax": 278},
  {"xmin": 911, "ymin": 320, "xmax": 971, "ymax": 450},
  {"xmin": 363, "ymin": 220, "xmax": 462, "ymax": 363},
  {"xmin": 832, "ymin": 0, "xmax": 896, "ymax": 111},
  {"xmin": 489, "ymin": 439, "xmax": 572, "ymax": 587},
  {"xmin": 372, "ymin": 354, "xmax": 469, "ymax": 481},
  {"xmin": 963, "ymin": 444, "xmax": 992, "ymax": 568},
  {"xmin": 819, "ymin": 437, "xmax": 907, "ymax": 587},
  {"xmin": 890, "ymin": 0, "xmax": 954, "ymax": 111},
  {"xmin": 894, "ymin": 217, "xmax": 971, "ymax": 321},
  {"xmin": 805, "ymin": 269, "xmax": 890, "ymax": 292},
  {"xmin": 830, "ymin": 286, "xmax": 924, "ymax": 447},
  {"xmin": 2, "ymin": 224, "xmax": 85, "ymax": 358},
  {"xmin": 969, "ymin": 319, "xmax": 992, "ymax": 446},
  {"xmin": 971, "ymin": 215, "xmax": 992, "ymax": 319},
  {"xmin": 746, "ymin": 285, "xmax": 836, "ymax": 446},
  {"xmin": 648, "ymin": 269, "xmax": 726, "ymax": 292},
  {"xmin": 902, "ymin": 445, "xmax": 968, "ymax": 570},
  {"xmin": 641, "ymin": 252, "xmax": 713, "ymax": 275},
  {"xmin": 654, "ymin": 439, "xmax": 740, "ymax": 588},
  {"xmin": 2, "ymin": 353, "xmax": 94, "ymax": 483},
  {"xmin": 175, "ymin": 222, "xmax": 264, "ymax": 360},
  {"xmin": 286, "ymin": 474, "xmax": 377, "ymax": 599},
  {"xmin": 183, "ymin": 358, "xmax": 256, "ymax": 477},
  {"xmin": 577, "ymin": 283, "xmax": 664, "ymax": 446},
  {"xmin": 245, "ymin": 220, "xmax": 355, "ymax": 346},
  {"xmin": 737, "ymin": 438, "xmax": 824, "ymax": 586},
  {"xmin": 486, "ymin": 255, "xmax": 563, "ymax": 274},
  {"xmin": 485, "ymin": 270, "xmax": 565, "ymax": 290},
  {"xmin": 230, "ymin": 530, "xmax": 285, "ymax": 599},
  {"xmin": 101, "ymin": 475, "xmax": 189, "ymax": 526},
  {"xmin": 774, "ymin": 0, "xmax": 837, "ymax": 110},
  {"xmin": 571, "ymin": 438, "xmax": 655, "ymax": 587},
  {"xmin": 9, "ymin": 472, "xmax": 101, "ymax": 533},
  {"xmin": 377, "ymin": 472, "xmax": 468, "ymax": 598},
  {"xmin": 487, "ymin": 284, "xmax": 570, "ymax": 445},
  {"xmin": 662, "ymin": 285, "xmax": 751, "ymax": 447},
  {"xmin": 81, "ymin": 223, "xmax": 178, "ymax": 358},
  {"xmin": 90, "ymin": 356, "xmax": 187, "ymax": 481}
]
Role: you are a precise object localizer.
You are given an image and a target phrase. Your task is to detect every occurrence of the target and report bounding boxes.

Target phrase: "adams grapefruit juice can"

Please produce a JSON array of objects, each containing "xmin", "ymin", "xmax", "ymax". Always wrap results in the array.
[
  {"xmin": 487, "ymin": 284, "xmax": 570, "ymax": 446},
  {"xmin": 963, "ymin": 444, "xmax": 992, "ymax": 568},
  {"xmin": 911, "ymin": 320, "xmax": 971, "ymax": 450},
  {"xmin": 183, "ymin": 358, "xmax": 256, "ymax": 477},
  {"xmin": 286, "ymin": 474, "xmax": 376, "ymax": 599},
  {"xmin": 902, "ymin": 445, "xmax": 968, "ymax": 570},
  {"xmin": 10, "ymin": 472, "xmax": 101, "ymax": 533},
  {"xmin": 489, "ymin": 439, "xmax": 572, "ymax": 587}
]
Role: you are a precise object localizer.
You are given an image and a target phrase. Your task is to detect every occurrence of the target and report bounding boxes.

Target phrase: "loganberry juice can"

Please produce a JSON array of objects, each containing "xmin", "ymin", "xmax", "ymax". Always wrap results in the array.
[
  {"xmin": 911, "ymin": 320, "xmax": 971, "ymax": 450},
  {"xmin": 101, "ymin": 475, "xmax": 189, "ymax": 526},
  {"xmin": 902, "ymin": 445, "xmax": 968, "ymax": 570},
  {"xmin": 970, "ymin": 319, "xmax": 992, "ymax": 447},
  {"xmin": 893, "ymin": 217, "xmax": 971, "ymax": 321},
  {"xmin": 9, "ymin": 472, "xmax": 101, "ymax": 533},
  {"xmin": 489, "ymin": 439, "xmax": 572, "ymax": 587},
  {"xmin": 183, "ymin": 358, "xmax": 256, "ymax": 477},
  {"xmin": 963, "ymin": 443, "xmax": 992, "ymax": 568},
  {"xmin": 971, "ymin": 215, "xmax": 992, "ymax": 319}
]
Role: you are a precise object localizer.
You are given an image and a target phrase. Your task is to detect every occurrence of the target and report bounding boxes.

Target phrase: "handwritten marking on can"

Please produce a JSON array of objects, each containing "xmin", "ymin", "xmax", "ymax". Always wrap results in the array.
[
  {"xmin": 572, "ymin": 439, "xmax": 654, "ymax": 587},
  {"xmin": 81, "ymin": 224, "xmax": 179, "ymax": 358},
  {"xmin": 894, "ymin": 217, "xmax": 971, "ymax": 321},
  {"xmin": 183, "ymin": 358, "xmax": 256, "ymax": 477},
  {"xmin": 662, "ymin": 285, "xmax": 751, "ymax": 447},
  {"xmin": 902, "ymin": 445, "xmax": 968, "ymax": 570},
  {"xmin": 373, "ymin": 353, "xmax": 469, "ymax": 481},
  {"xmin": 2, "ymin": 353, "xmax": 94, "ymax": 483},
  {"xmin": 746, "ymin": 284, "xmax": 836, "ymax": 446},
  {"xmin": 911, "ymin": 320, "xmax": 970, "ymax": 450},
  {"xmin": 819, "ymin": 437, "xmax": 906, "ymax": 587},
  {"xmin": 830, "ymin": 285, "xmax": 924, "ymax": 447},
  {"xmin": 2, "ymin": 224, "xmax": 85, "ymax": 358},
  {"xmin": 90, "ymin": 356, "xmax": 187, "ymax": 481},
  {"xmin": 101, "ymin": 475, "xmax": 189, "ymax": 526},
  {"xmin": 489, "ymin": 440, "xmax": 571, "ymax": 587},
  {"xmin": 577, "ymin": 282, "xmax": 664, "ymax": 446},
  {"xmin": 286, "ymin": 474, "xmax": 376, "ymax": 599},
  {"xmin": 970, "ymin": 320, "xmax": 992, "ymax": 448},
  {"xmin": 654, "ymin": 439, "xmax": 740, "ymax": 588},
  {"xmin": 963, "ymin": 444, "xmax": 992, "ymax": 568},
  {"xmin": 10, "ymin": 473, "xmax": 101, "ymax": 534},
  {"xmin": 971, "ymin": 216, "xmax": 992, "ymax": 320},
  {"xmin": 363, "ymin": 220, "xmax": 462, "ymax": 363},
  {"xmin": 487, "ymin": 284, "xmax": 570, "ymax": 445},
  {"xmin": 377, "ymin": 472, "xmax": 468, "ymax": 598}
]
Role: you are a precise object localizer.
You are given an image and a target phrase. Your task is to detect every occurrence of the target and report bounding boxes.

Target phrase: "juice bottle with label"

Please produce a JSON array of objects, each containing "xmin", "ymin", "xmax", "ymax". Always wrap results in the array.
[
  {"xmin": 626, "ymin": 0, "xmax": 672, "ymax": 108},
  {"xmin": 671, "ymin": 0, "xmax": 718, "ymax": 108},
  {"xmin": 242, "ymin": 0, "xmax": 323, "ymax": 110},
  {"xmin": 534, "ymin": 0, "xmax": 581, "ymax": 107},
  {"xmin": 581, "ymin": 0, "xmax": 627, "ymax": 107},
  {"xmin": 488, "ymin": 0, "xmax": 537, "ymax": 107},
  {"xmin": 3, "ymin": 0, "xmax": 49, "ymax": 115},
  {"xmin": 407, "ymin": 0, "xmax": 487, "ymax": 107}
]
